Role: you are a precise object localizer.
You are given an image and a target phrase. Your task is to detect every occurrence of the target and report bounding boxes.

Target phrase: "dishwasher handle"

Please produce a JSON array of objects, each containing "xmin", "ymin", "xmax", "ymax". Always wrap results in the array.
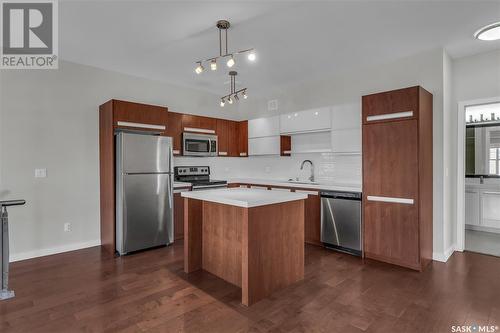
[{"xmin": 320, "ymin": 191, "xmax": 361, "ymax": 200}]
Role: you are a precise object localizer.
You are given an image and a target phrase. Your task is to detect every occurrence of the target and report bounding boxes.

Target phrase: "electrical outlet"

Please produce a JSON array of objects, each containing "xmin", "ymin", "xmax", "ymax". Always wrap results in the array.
[
  {"xmin": 35, "ymin": 168, "xmax": 47, "ymax": 178},
  {"xmin": 64, "ymin": 223, "xmax": 71, "ymax": 232}
]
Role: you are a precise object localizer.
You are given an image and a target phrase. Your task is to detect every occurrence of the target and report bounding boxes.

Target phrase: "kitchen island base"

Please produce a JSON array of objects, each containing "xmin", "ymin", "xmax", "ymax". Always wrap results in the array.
[{"xmin": 184, "ymin": 197, "xmax": 305, "ymax": 306}]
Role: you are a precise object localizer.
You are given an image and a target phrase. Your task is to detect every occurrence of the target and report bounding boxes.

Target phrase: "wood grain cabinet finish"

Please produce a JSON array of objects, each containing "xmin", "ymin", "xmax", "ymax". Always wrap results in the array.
[
  {"xmin": 238, "ymin": 121, "xmax": 248, "ymax": 157},
  {"xmin": 182, "ymin": 114, "xmax": 217, "ymax": 132},
  {"xmin": 174, "ymin": 193, "xmax": 184, "ymax": 240},
  {"xmin": 216, "ymin": 119, "xmax": 239, "ymax": 157},
  {"xmin": 165, "ymin": 112, "xmax": 183, "ymax": 155},
  {"xmin": 362, "ymin": 86, "xmax": 433, "ymax": 271},
  {"xmin": 112, "ymin": 100, "xmax": 168, "ymax": 133}
]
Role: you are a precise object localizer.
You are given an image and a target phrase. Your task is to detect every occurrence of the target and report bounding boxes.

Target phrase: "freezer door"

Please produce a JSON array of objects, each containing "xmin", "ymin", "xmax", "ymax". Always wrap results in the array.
[
  {"xmin": 321, "ymin": 197, "xmax": 362, "ymax": 254},
  {"xmin": 119, "ymin": 132, "xmax": 173, "ymax": 173},
  {"xmin": 117, "ymin": 173, "xmax": 173, "ymax": 254}
]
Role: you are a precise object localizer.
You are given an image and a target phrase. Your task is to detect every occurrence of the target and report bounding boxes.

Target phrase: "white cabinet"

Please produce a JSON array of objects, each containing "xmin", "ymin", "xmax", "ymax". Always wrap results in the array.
[
  {"xmin": 331, "ymin": 129, "xmax": 361, "ymax": 153},
  {"xmin": 465, "ymin": 189, "xmax": 480, "ymax": 226},
  {"xmin": 248, "ymin": 136, "xmax": 280, "ymax": 156},
  {"xmin": 481, "ymin": 191, "xmax": 500, "ymax": 229},
  {"xmin": 280, "ymin": 107, "xmax": 331, "ymax": 134},
  {"xmin": 331, "ymin": 103, "xmax": 362, "ymax": 153},
  {"xmin": 248, "ymin": 116, "xmax": 280, "ymax": 138},
  {"xmin": 465, "ymin": 185, "xmax": 500, "ymax": 231},
  {"xmin": 331, "ymin": 103, "xmax": 361, "ymax": 130}
]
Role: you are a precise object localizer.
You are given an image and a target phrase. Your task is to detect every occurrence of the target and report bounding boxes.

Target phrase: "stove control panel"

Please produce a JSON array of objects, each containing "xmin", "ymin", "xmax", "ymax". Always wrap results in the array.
[{"xmin": 174, "ymin": 166, "xmax": 210, "ymax": 176}]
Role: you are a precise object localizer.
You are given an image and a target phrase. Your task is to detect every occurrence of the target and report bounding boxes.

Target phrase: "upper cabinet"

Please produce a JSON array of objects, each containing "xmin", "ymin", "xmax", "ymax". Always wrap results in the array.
[
  {"xmin": 165, "ymin": 112, "xmax": 183, "ymax": 155},
  {"xmin": 280, "ymin": 107, "xmax": 331, "ymax": 134},
  {"xmin": 238, "ymin": 121, "xmax": 248, "ymax": 157},
  {"xmin": 182, "ymin": 114, "xmax": 217, "ymax": 133},
  {"xmin": 248, "ymin": 116, "xmax": 280, "ymax": 138},
  {"xmin": 331, "ymin": 103, "xmax": 362, "ymax": 154},
  {"xmin": 112, "ymin": 100, "xmax": 168, "ymax": 133},
  {"xmin": 216, "ymin": 119, "xmax": 239, "ymax": 157},
  {"xmin": 362, "ymin": 86, "xmax": 419, "ymax": 124}
]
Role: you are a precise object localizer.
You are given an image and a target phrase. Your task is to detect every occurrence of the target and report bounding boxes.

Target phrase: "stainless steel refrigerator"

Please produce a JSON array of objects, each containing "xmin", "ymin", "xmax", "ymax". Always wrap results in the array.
[{"xmin": 115, "ymin": 132, "xmax": 174, "ymax": 255}]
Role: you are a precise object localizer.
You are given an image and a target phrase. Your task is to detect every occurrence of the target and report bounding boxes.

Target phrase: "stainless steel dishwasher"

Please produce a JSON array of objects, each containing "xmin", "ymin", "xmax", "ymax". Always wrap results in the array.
[{"xmin": 320, "ymin": 190, "xmax": 362, "ymax": 256}]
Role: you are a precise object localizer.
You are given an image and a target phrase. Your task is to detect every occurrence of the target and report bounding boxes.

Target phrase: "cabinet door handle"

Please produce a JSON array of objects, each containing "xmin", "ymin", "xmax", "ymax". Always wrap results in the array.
[
  {"xmin": 116, "ymin": 121, "xmax": 165, "ymax": 130},
  {"xmin": 367, "ymin": 195, "xmax": 414, "ymax": 205},
  {"xmin": 366, "ymin": 111, "xmax": 413, "ymax": 122},
  {"xmin": 483, "ymin": 191, "xmax": 500, "ymax": 195},
  {"xmin": 219, "ymin": 152, "xmax": 228, "ymax": 156},
  {"xmin": 183, "ymin": 127, "xmax": 215, "ymax": 134}
]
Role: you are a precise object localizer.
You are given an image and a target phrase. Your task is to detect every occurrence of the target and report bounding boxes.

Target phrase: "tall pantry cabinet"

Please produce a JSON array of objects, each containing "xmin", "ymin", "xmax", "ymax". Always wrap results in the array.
[{"xmin": 362, "ymin": 86, "xmax": 433, "ymax": 271}]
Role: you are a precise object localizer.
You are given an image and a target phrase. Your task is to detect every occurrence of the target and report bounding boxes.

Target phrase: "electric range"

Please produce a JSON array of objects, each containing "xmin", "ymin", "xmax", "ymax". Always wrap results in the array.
[{"xmin": 174, "ymin": 166, "xmax": 227, "ymax": 190}]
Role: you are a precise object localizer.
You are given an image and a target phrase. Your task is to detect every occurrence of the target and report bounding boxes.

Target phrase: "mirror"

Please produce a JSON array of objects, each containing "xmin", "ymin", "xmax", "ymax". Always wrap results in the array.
[{"xmin": 465, "ymin": 102, "xmax": 500, "ymax": 177}]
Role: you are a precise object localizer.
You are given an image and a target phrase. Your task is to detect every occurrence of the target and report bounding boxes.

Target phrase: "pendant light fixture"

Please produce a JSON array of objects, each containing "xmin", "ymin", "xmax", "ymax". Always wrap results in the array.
[
  {"xmin": 220, "ymin": 71, "xmax": 247, "ymax": 107},
  {"xmin": 194, "ymin": 20, "xmax": 256, "ymax": 74}
]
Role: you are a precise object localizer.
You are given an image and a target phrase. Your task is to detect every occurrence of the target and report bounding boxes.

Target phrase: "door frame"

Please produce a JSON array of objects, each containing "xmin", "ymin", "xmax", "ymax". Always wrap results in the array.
[{"xmin": 456, "ymin": 96, "xmax": 500, "ymax": 251}]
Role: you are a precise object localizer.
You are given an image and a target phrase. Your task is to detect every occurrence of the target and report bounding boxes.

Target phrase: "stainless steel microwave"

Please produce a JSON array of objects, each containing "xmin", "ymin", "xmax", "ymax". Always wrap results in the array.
[{"xmin": 182, "ymin": 132, "xmax": 218, "ymax": 157}]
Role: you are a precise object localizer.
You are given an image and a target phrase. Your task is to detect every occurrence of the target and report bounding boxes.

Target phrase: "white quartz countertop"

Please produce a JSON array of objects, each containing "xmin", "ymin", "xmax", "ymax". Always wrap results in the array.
[
  {"xmin": 227, "ymin": 178, "xmax": 362, "ymax": 193},
  {"xmin": 181, "ymin": 188, "xmax": 308, "ymax": 208}
]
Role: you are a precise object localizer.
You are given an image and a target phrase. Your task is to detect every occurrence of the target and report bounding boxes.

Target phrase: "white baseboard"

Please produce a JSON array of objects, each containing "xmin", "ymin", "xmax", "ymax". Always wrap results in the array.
[
  {"xmin": 9, "ymin": 239, "xmax": 101, "ymax": 263},
  {"xmin": 432, "ymin": 244, "xmax": 456, "ymax": 262}
]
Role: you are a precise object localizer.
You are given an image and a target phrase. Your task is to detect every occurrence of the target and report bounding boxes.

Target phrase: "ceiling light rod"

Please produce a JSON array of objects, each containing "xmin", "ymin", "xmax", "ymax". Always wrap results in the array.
[
  {"xmin": 195, "ymin": 48, "xmax": 255, "ymax": 64},
  {"xmin": 194, "ymin": 20, "xmax": 256, "ymax": 74},
  {"xmin": 221, "ymin": 88, "xmax": 247, "ymax": 100},
  {"xmin": 220, "ymin": 71, "xmax": 247, "ymax": 107}
]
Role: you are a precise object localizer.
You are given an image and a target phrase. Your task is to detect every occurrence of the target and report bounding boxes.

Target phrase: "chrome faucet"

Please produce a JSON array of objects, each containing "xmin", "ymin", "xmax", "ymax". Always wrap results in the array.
[{"xmin": 300, "ymin": 160, "xmax": 315, "ymax": 182}]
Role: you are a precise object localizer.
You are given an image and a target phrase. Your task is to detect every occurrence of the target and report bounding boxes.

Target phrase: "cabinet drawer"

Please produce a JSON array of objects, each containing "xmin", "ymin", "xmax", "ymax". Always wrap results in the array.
[{"xmin": 362, "ymin": 87, "xmax": 419, "ymax": 124}]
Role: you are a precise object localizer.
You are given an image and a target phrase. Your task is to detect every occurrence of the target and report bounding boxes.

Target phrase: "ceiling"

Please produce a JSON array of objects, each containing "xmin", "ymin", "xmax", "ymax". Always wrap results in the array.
[{"xmin": 60, "ymin": 1, "xmax": 500, "ymax": 97}]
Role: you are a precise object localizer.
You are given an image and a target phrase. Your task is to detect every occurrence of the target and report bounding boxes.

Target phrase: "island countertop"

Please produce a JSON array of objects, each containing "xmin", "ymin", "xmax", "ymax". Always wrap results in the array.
[{"xmin": 181, "ymin": 188, "xmax": 307, "ymax": 208}]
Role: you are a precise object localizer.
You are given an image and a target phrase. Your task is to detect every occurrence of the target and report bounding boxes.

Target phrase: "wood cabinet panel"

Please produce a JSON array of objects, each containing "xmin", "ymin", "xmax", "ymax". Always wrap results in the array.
[
  {"xmin": 363, "ymin": 119, "xmax": 419, "ymax": 200},
  {"xmin": 364, "ymin": 201, "xmax": 420, "ymax": 270},
  {"xmin": 362, "ymin": 86, "xmax": 433, "ymax": 271},
  {"xmin": 303, "ymin": 192, "xmax": 321, "ymax": 245},
  {"xmin": 174, "ymin": 193, "xmax": 184, "ymax": 240},
  {"xmin": 216, "ymin": 119, "xmax": 239, "ymax": 157},
  {"xmin": 166, "ymin": 112, "xmax": 183, "ymax": 155},
  {"xmin": 182, "ymin": 114, "xmax": 217, "ymax": 132},
  {"xmin": 238, "ymin": 121, "xmax": 248, "ymax": 157},
  {"xmin": 280, "ymin": 136, "xmax": 291, "ymax": 156},
  {"xmin": 112, "ymin": 100, "xmax": 168, "ymax": 133},
  {"xmin": 362, "ymin": 86, "xmax": 419, "ymax": 124}
]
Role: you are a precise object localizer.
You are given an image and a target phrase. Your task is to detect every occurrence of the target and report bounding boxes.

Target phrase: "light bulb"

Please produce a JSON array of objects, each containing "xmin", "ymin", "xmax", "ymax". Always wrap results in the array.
[
  {"xmin": 220, "ymin": 99, "xmax": 225, "ymax": 107},
  {"xmin": 243, "ymin": 91, "xmax": 248, "ymax": 99},
  {"xmin": 228, "ymin": 97, "xmax": 233, "ymax": 104},
  {"xmin": 210, "ymin": 59, "xmax": 217, "ymax": 71},
  {"xmin": 247, "ymin": 52, "xmax": 256, "ymax": 61},
  {"xmin": 227, "ymin": 56, "xmax": 235, "ymax": 68},
  {"xmin": 195, "ymin": 63, "xmax": 204, "ymax": 74}
]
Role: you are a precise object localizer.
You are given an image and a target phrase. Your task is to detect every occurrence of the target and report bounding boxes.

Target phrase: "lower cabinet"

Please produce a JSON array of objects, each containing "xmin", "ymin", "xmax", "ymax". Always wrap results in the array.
[
  {"xmin": 174, "ymin": 192, "xmax": 184, "ymax": 240},
  {"xmin": 465, "ymin": 185, "xmax": 500, "ymax": 231},
  {"xmin": 363, "ymin": 200, "xmax": 420, "ymax": 270}
]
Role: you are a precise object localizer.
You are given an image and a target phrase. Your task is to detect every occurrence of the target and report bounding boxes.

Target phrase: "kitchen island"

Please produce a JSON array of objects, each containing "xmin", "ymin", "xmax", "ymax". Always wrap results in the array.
[{"xmin": 182, "ymin": 188, "xmax": 307, "ymax": 306}]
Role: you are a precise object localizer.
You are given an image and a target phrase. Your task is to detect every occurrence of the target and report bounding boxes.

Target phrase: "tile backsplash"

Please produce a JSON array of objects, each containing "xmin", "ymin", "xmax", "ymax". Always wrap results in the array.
[{"xmin": 174, "ymin": 152, "xmax": 362, "ymax": 186}]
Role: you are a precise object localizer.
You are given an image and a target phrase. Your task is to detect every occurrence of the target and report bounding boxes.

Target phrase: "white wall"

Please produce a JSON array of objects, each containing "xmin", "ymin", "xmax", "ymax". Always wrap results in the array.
[
  {"xmin": 239, "ymin": 48, "xmax": 448, "ymax": 259},
  {"xmin": 452, "ymin": 49, "xmax": 500, "ymax": 250},
  {"xmin": 0, "ymin": 60, "xmax": 228, "ymax": 261}
]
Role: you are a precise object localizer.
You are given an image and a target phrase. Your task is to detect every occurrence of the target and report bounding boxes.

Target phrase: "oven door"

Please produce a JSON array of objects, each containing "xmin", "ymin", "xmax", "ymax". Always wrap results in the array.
[{"xmin": 183, "ymin": 133, "xmax": 217, "ymax": 156}]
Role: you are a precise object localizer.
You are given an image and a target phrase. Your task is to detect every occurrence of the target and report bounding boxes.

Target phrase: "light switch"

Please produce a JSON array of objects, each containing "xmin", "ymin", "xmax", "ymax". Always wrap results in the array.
[{"xmin": 35, "ymin": 168, "xmax": 47, "ymax": 178}]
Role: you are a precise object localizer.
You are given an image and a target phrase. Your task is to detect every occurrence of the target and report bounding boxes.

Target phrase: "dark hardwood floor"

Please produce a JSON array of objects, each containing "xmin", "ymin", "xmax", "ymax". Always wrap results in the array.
[{"xmin": 1, "ymin": 242, "xmax": 499, "ymax": 332}]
